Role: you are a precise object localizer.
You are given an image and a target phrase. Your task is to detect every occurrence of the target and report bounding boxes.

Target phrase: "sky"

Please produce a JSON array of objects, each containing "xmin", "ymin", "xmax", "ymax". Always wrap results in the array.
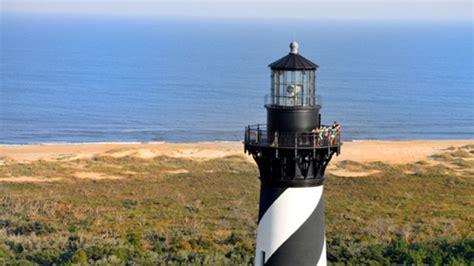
[{"xmin": 1, "ymin": 0, "xmax": 473, "ymax": 21}]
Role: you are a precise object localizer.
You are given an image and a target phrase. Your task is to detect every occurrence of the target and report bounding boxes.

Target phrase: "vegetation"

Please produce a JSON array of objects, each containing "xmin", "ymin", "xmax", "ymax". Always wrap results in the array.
[{"xmin": 0, "ymin": 145, "xmax": 473, "ymax": 264}]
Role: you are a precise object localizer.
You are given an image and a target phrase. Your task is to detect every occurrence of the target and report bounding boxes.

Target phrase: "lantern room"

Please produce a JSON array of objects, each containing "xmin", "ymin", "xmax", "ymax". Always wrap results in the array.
[{"xmin": 267, "ymin": 41, "xmax": 319, "ymax": 107}]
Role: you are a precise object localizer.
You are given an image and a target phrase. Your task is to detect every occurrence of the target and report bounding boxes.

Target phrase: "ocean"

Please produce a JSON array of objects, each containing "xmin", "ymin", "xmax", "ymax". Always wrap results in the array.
[{"xmin": 1, "ymin": 15, "xmax": 473, "ymax": 144}]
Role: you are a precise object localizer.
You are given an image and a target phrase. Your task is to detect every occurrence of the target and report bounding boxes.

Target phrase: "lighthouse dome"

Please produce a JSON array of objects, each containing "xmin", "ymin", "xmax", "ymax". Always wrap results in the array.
[{"xmin": 268, "ymin": 42, "xmax": 318, "ymax": 70}]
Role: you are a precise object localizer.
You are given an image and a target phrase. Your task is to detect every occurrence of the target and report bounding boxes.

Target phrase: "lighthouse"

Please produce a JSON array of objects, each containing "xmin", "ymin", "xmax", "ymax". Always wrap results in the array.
[{"xmin": 244, "ymin": 42, "xmax": 341, "ymax": 265}]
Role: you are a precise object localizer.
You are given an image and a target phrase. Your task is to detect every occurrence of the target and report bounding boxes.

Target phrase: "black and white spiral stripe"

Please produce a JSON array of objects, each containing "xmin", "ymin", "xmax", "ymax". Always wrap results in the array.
[{"xmin": 255, "ymin": 185, "xmax": 326, "ymax": 266}]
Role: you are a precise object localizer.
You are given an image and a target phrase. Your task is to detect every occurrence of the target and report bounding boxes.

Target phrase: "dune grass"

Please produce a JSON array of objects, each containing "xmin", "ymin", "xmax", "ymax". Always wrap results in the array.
[{"xmin": 0, "ymin": 146, "xmax": 473, "ymax": 264}]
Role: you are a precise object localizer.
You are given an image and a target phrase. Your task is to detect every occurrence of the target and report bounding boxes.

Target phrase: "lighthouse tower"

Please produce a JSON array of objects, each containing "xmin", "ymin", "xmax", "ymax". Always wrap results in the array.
[{"xmin": 244, "ymin": 42, "xmax": 341, "ymax": 265}]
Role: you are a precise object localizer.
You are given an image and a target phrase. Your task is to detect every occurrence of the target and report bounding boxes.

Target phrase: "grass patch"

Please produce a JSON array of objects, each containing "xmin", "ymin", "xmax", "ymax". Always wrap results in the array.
[
  {"xmin": 432, "ymin": 145, "xmax": 474, "ymax": 164},
  {"xmin": 0, "ymin": 153, "xmax": 473, "ymax": 264}
]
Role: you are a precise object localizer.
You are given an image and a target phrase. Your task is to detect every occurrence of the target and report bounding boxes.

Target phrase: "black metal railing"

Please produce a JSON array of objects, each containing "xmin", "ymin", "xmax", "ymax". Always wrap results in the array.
[
  {"xmin": 244, "ymin": 124, "xmax": 341, "ymax": 149},
  {"xmin": 264, "ymin": 94, "xmax": 322, "ymax": 107}
]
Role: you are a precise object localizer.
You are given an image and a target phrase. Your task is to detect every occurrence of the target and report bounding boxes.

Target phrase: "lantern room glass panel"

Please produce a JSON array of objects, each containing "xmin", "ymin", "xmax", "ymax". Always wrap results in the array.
[{"xmin": 271, "ymin": 69, "xmax": 316, "ymax": 107}]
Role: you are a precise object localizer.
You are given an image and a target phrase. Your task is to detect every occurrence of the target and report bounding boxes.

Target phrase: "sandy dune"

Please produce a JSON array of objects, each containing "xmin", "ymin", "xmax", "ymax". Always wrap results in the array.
[
  {"xmin": 0, "ymin": 142, "xmax": 245, "ymax": 162},
  {"xmin": 74, "ymin": 172, "xmax": 122, "ymax": 180},
  {"xmin": 1, "ymin": 140, "xmax": 472, "ymax": 163},
  {"xmin": 333, "ymin": 140, "xmax": 473, "ymax": 164},
  {"xmin": 0, "ymin": 176, "xmax": 63, "ymax": 183},
  {"xmin": 0, "ymin": 140, "xmax": 472, "ymax": 181}
]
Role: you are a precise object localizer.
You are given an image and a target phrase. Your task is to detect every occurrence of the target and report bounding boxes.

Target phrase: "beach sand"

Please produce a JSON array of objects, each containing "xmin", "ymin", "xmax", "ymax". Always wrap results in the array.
[
  {"xmin": 1, "ymin": 140, "xmax": 473, "ymax": 180},
  {"xmin": 1, "ymin": 140, "xmax": 472, "ymax": 163}
]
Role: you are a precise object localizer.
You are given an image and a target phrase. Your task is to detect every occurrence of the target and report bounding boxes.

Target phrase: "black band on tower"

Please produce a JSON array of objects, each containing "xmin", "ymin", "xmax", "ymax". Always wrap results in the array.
[
  {"xmin": 254, "ymin": 185, "xmax": 327, "ymax": 266},
  {"xmin": 265, "ymin": 192, "xmax": 326, "ymax": 265},
  {"xmin": 258, "ymin": 185, "xmax": 287, "ymax": 222}
]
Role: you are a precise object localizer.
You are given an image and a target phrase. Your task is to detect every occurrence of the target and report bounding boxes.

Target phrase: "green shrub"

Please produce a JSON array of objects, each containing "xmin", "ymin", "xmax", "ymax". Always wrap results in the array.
[
  {"xmin": 71, "ymin": 249, "xmax": 88, "ymax": 264},
  {"xmin": 7, "ymin": 221, "xmax": 55, "ymax": 236},
  {"xmin": 26, "ymin": 249, "xmax": 62, "ymax": 265},
  {"xmin": 126, "ymin": 230, "xmax": 142, "ymax": 248},
  {"xmin": 326, "ymin": 237, "xmax": 474, "ymax": 264},
  {"xmin": 225, "ymin": 232, "xmax": 243, "ymax": 245},
  {"xmin": 225, "ymin": 242, "xmax": 253, "ymax": 264},
  {"xmin": 153, "ymin": 242, "xmax": 165, "ymax": 256},
  {"xmin": 85, "ymin": 245, "xmax": 114, "ymax": 261}
]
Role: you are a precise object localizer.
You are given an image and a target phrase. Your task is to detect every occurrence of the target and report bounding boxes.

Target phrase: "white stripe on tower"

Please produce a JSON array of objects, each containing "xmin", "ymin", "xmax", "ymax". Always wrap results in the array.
[
  {"xmin": 255, "ymin": 186, "xmax": 324, "ymax": 265},
  {"xmin": 319, "ymin": 237, "xmax": 327, "ymax": 265}
]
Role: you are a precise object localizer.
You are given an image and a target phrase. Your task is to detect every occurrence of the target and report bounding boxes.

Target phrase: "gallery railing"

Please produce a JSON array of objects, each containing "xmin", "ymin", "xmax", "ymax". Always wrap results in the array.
[{"xmin": 244, "ymin": 124, "xmax": 341, "ymax": 149}]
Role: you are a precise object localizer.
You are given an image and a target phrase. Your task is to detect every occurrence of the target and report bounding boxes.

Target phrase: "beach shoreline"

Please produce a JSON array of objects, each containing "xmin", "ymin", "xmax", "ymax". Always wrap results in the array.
[{"xmin": 1, "ymin": 139, "xmax": 472, "ymax": 165}]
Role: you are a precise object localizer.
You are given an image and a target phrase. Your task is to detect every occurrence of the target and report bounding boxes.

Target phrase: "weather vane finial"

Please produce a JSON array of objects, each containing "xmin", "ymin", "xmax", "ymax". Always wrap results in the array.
[
  {"xmin": 290, "ymin": 33, "xmax": 298, "ymax": 54},
  {"xmin": 290, "ymin": 40, "xmax": 299, "ymax": 54}
]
